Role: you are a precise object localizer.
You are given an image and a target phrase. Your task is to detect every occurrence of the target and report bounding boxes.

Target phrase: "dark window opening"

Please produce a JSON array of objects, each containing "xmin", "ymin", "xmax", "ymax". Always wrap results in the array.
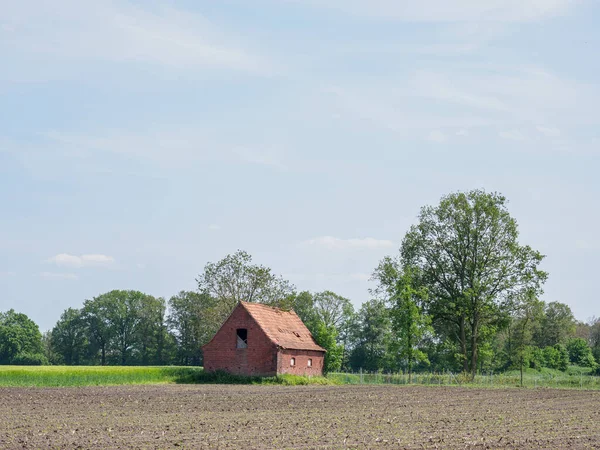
[
  {"xmin": 236, "ymin": 329, "xmax": 248, "ymax": 348},
  {"xmin": 290, "ymin": 357, "xmax": 296, "ymax": 366},
  {"xmin": 308, "ymin": 358, "xmax": 312, "ymax": 367}
]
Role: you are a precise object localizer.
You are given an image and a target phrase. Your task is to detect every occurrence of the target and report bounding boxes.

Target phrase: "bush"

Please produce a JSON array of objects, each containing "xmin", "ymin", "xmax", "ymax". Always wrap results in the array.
[
  {"xmin": 566, "ymin": 338, "xmax": 597, "ymax": 368},
  {"xmin": 542, "ymin": 344, "xmax": 569, "ymax": 371},
  {"xmin": 10, "ymin": 352, "xmax": 48, "ymax": 366}
]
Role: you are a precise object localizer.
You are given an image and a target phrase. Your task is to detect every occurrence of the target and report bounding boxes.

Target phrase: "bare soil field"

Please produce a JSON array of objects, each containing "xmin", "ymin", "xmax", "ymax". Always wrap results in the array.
[{"xmin": 1, "ymin": 385, "xmax": 599, "ymax": 449}]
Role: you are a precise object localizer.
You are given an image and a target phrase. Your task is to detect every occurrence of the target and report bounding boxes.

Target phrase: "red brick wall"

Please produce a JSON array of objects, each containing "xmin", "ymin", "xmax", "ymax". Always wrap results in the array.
[
  {"xmin": 277, "ymin": 349, "xmax": 325, "ymax": 376},
  {"xmin": 203, "ymin": 306, "xmax": 279, "ymax": 376}
]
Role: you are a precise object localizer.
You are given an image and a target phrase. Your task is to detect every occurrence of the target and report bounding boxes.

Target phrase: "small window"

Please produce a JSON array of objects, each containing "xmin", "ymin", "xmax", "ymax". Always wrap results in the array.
[
  {"xmin": 290, "ymin": 357, "xmax": 296, "ymax": 366},
  {"xmin": 236, "ymin": 329, "xmax": 248, "ymax": 348},
  {"xmin": 307, "ymin": 358, "xmax": 312, "ymax": 367}
]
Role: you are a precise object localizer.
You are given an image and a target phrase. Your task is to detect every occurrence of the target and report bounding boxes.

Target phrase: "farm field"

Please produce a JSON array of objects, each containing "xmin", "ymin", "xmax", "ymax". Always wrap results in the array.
[{"xmin": 1, "ymin": 385, "xmax": 599, "ymax": 449}]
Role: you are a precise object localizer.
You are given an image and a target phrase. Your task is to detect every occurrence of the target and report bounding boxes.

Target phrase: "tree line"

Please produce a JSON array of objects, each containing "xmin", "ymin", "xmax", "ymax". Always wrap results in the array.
[{"xmin": 2, "ymin": 190, "xmax": 599, "ymax": 377}]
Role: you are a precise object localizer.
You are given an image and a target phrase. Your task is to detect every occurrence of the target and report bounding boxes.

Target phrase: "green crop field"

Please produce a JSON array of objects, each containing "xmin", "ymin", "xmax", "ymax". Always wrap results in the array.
[
  {"xmin": 1, "ymin": 365, "xmax": 599, "ymax": 389},
  {"xmin": 0, "ymin": 366, "xmax": 204, "ymax": 387}
]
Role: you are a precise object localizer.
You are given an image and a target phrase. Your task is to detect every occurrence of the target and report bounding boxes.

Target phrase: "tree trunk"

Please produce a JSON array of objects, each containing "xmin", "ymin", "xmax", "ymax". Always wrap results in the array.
[
  {"xmin": 407, "ymin": 332, "xmax": 413, "ymax": 383},
  {"xmin": 101, "ymin": 345, "xmax": 106, "ymax": 366},
  {"xmin": 520, "ymin": 358, "xmax": 524, "ymax": 387},
  {"xmin": 460, "ymin": 316, "xmax": 468, "ymax": 373},
  {"xmin": 470, "ymin": 318, "xmax": 479, "ymax": 380}
]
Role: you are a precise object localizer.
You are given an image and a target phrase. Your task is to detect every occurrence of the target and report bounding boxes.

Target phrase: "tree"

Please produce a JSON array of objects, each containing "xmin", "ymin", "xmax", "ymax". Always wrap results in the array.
[
  {"xmin": 196, "ymin": 250, "xmax": 295, "ymax": 326},
  {"xmin": 135, "ymin": 296, "xmax": 171, "ymax": 365},
  {"xmin": 511, "ymin": 294, "xmax": 545, "ymax": 386},
  {"xmin": 311, "ymin": 322, "xmax": 342, "ymax": 374},
  {"xmin": 566, "ymin": 338, "xmax": 597, "ymax": 368},
  {"xmin": 81, "ymin": 298, "xmax": 112, "ymax": 365},
  {"xmin": 590, "ymin": 317, "xmax": 600, "ymax": 362},
  {"xmin": 390, "ymin": 267, "xmax": 432, "ymax": 379},
  {"xmin": 543, "ymin": 344, "xmax": 569, "ymax": 371},
  {"xmin": 50, "ymin": 308, "xmax": 88, "ymax": 365},
  {"xmin": 534, "ymin": 302, "xmax": 576, "ymax": 348},
  {"xmin": 400, "ymin": 190, "xmax": 547, "ymax": 378},
  {"xmin": 168, "ymin": 291, "xmax": 217, "ymax": 365},
  {"xmin": 0, "ymin": 310, "xmax": 45, "ymax": 365},
  {"xmin": 348, "ymin": 299, "xmax": 392, "ymax": 372},
  {"xmin": 312, "ymin": 291, "xmax": 354, "ymax": 330},
  {"xmin": 81, "ymin": 290, "xmax": 164, "ymax": 365}
]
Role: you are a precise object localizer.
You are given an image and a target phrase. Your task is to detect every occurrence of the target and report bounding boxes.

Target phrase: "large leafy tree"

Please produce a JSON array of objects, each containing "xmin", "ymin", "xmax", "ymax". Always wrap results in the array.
[
  {"xmin": 312, "ymin": 291, "xmax": 354, "ymax": 330},
  {"xmin": 286, "ymin": 290, "xmax": 352, "ymax": 372},
  {"xmin": 510, "ymin": 294, "xmax": 545, "ymax": 386},
  {"xmin": 400, "ymin": 190, "xmax": 547, "ymax": 378},
  {"xmin": 51, "ymin": 307, "xmax": 89, "ymax": 365},
  {"xmin": 196, "ymin": 250, "xmax": 295, "ymax": 326},
  {"xmin": 534, "ymin": 301, "xmax": 576, "ymax": 348},
  {"xmin": 373, "ymin": 262, "xmax": 432, "ymax": 379},
  {"xmin": 135, "ymin": 296, "xmax": 172, "ymax": 365},
  {"xmin": 0, "ymin": 309, "xmax": 45, "ymax": 365},
  {"xmin": 348, "ymin": 299, "xmax": 392, "ymax": 372},
  {"xmin": 81, "ymin": 290, "xmax": 165, "ymax": 365},
  {"xmin": 168, "ymin": 291, "xmax": 217, "ymax": 365}
]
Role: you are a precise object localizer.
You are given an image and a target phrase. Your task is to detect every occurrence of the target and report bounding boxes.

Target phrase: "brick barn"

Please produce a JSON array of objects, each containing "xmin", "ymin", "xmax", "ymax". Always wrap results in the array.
[{"xmin": 202, "ymin": 301, "xmax": 326, "ymax": 376}]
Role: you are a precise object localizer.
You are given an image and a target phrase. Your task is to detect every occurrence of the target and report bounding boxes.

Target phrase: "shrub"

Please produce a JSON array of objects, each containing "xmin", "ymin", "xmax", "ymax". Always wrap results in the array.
[
  {"xmin": 10, "ymin": 352, "xmax": 48, "ymax": 366},
  {"xmin": 566, "ymin": 338, "xmax": 597, "ymax": 368},
  {"xmin": 542, "ymin": 344, "xmax": 569, "ymax": 371}
]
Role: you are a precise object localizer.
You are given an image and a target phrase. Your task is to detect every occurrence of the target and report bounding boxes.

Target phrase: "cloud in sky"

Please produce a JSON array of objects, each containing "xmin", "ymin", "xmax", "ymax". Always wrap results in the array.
[
  {"xmin": 40, "ymin": 272, "xmax": 78, "ymax": 280},
  {"xmin": 499, "ymin": 130, "xmax": 527, "ymax": 141},
  {"xmin": 427, "ymin": 130, "xmax": 447, "ymax": 143},
  {"xmin": 1, "ymin": 1, "xmax": 271, "ymax": 78},
  {"xmin": 293, "ymin": 0, "xmax": 578, "ymax": 22},
  {"xmin": 47, "ymin": 253, "xmax": 115, "ymax": 269},
  {"xmin": 302, "ymin": 236, "xmax": 395, "ymax": 250}
]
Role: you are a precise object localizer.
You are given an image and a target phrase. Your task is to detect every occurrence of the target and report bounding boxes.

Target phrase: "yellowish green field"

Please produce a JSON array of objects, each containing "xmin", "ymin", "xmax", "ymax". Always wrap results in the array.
[{"xmin": 0, "ymin": 366, "xmax": 202, "ymax": 387}]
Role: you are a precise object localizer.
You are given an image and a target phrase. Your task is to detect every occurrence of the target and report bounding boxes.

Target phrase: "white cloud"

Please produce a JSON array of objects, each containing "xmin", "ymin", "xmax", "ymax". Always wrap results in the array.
[
  {"xmin": 208, "ymin": 224, "xmax": 221, "ymax": 231},
  {"xmin": 233, "ymin": 147, "xmax": 288, "ymax": 171},
  {"xmin": 302, "ymin": 236, "xmax": 395, "ymax": 250},
  {"xmin": 499, "ymin": 130, "xmax": 527, "ymax": 141},
  {"xmin": 294, "ymin": 0, "xmax": 578, "ymax": 22},
  {"xmin": 536, "ymin": 126, "xmax": 562, "ymax": 137},
  {"xmin": 2, "ymin": 1, "xmax": 271, "ymax": 77},
  {"xmin": 456, "ymin": 129, "xmax": 470, "ymax": 137},
  {"xmin": 427, "ymin": 130, "xmax": 447, "ymax": 143},
  {"xmin": 40, "ymin": 272, "xmax": 78, "ymax": 280},
  {"xmin": 6, "ymin": 129, "xmax": 290, "ymax": 176},
  {"xmin": 47, "ymin": 253, "xmax": 115, "ymax": 269}
]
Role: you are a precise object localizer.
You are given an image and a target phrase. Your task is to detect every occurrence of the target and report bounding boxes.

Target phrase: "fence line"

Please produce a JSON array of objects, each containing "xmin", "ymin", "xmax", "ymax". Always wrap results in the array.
[{"xmin": 327, "ymin": 370, "xmax": 600, "ymax": 390}]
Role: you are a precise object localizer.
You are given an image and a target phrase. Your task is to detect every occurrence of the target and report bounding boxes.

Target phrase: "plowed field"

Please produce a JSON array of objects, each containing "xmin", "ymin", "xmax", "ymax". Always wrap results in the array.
[{"xmin": 2, "ymin": 385, "xmax": 599, "ymax": 449}]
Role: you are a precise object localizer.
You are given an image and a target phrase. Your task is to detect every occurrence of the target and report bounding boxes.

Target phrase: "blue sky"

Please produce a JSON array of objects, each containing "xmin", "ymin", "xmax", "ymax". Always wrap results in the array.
[{"xmin": 1, "ymin": 0, "xmax": 599, "ymax": 331}]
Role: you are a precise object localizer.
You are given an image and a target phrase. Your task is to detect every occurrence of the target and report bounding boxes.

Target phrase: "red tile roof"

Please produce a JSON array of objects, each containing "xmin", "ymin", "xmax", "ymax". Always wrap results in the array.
[{"xmin": 240, "ymin": 302, "xmax": 326, "ymax": 352}]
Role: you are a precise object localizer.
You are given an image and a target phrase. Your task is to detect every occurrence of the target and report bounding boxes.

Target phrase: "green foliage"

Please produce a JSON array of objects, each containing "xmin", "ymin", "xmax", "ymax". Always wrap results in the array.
[
  {"xmin": 348, "ymin": 299, "xmax": 393, "ymax": 372},
  {"xmin": 168, "ymin": 291, "xmax": 216, "ymax": 365},
  {"xmin": 196, "ymin": 250, "xmax": 295, "ymax": 325},
  {"xmin": 311, "ymin": 321, "xmax": 343, "ymax": 374},
  {"xmin": 178, "ymin": 370, "xmax": 335, "ymax": 385},
  {"xmin": 0, "ymin": 310, "xmax": 45, "ymax": 365},
  {"xmin": 534, "ymin": 302, "xmax": 576, "ymax": 348},
  {"xmin": 50, "ymin": 308, "xmax": 88, "ymax": 365},
  {"xmin": 0, "ymin": 365, "xmax": 202, "ymax": 387},
  {"xmin": 542, "ymin": 344, "xmax": 569, "ymax": 371},
  {"xmin": 399, "ymin": 189, "xmax": 547, "ymax": 377},
  {"xmin": 566, "ymin": 338, "xmax": 597, "ymax": 368},
  {"xmin": 9, "ymin": 352, "xmax": 48, "ymax": 366}
]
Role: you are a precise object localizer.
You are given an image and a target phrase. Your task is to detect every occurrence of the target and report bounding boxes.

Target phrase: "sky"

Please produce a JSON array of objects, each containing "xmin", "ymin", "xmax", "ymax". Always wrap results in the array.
[{"xmin": 1, "ymin": 0, "xmax": 599, "ymax": 331}]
